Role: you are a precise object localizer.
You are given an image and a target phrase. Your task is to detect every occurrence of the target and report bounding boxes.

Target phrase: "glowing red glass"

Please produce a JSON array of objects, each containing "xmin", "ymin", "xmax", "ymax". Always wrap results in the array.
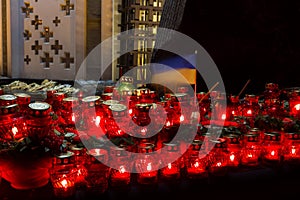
[
  {"xmin": 283, "ymin": 132, "xmax": 300, "ymax": 164},
  {"xmin": 240, "ymin": 134, "xmax": 261, "ymax": 166},
  {"xmin": 135, "ymin": 143, "xmax": 159, "ymax": 185},
  {"xmin": 159, "ymin": 143, "xmax": 181, "ymax": 181}
]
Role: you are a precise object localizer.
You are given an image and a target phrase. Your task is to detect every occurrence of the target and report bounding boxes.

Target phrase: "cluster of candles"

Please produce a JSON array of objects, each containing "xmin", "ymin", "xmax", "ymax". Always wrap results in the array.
[{"xmin": 1, "ymin": 81, "xmax": 300, "ymax": 198}]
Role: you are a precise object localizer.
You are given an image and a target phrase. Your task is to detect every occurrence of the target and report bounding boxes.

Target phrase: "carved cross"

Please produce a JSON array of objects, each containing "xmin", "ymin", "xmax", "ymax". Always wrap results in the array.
[
  {"xmin": 23, "ymin": 30, "xmax": 32, "ymax": 40},
  {"xmin": 61, "ymin": 52, "xmax": 74, "ymax": 69},
  {"xmin": 53, "ymin": 16, "xmax": 61, "ymax": 27},
  {"xmin": 21, "ymin": 2, "xmax": 33, "ymax": 18},
  {"xmin": 31, "ymin": 40, "xmax": 42, "ymax": 55},
  {"xmin": 61, "ymin": 0, "xmax": 74, "ymax": 16},
  {"xmin": 51, "ymin": 40, "xmax": 63, "ymax": 55},
  {"xmin": 41, "ymin": 52, "xmax": 53, "ymax": 68},
  {"xmin": 24, "ymin": 55, "xmax": 31, "ymax": 65},
  {"xmin": 31, "ymin": 15, "xmax": 42, "ymax": 30},
  {"xmin": 40, "ymin": 26, "xmax": 53, "ymax": 43}
]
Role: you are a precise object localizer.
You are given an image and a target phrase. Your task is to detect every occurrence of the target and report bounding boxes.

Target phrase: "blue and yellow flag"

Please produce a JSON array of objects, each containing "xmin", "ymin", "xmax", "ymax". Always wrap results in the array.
[{"xmin": 151, "ymin": 54, "xmax": 197, "ymax": 87}]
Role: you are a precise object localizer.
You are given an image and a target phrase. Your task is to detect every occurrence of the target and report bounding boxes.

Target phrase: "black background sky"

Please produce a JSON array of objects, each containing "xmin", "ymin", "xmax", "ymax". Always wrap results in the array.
[{"xmin": 177, "ymin": 0, "xmax": 300, "ymax": 95}]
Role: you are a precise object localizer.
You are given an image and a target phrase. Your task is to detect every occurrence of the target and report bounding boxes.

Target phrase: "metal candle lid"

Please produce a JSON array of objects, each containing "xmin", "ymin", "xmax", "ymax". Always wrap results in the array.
[
  {"xmin": 0, "ymin": 94, "xmax": 17, "ymax": 106},
  {"xmin": 0, "ymin": 104, "xmax": 19, "ymax": 115},
  {"xmin": 28, "ymin": 102, "xmax": 51, "ymax": 117},
  {"xmin": 137, "ymin": 143, "xmax": 155, "ymax": 153},
  {"xmin": 14, "ymin": 93, "xmax": 31, "ymax": 104},
  {"xmin": 82, "ymin": 96, "xmax": 102, "ymax": 107},
  {"xmin": 163, "ymin": 142, "xmax": 180, "ymax": 152},
  {"xmin": 62, "ymin": 97, "xmax": 79, "ymax": 108},
  {"xmin": 102, "ymin": 99, "xmax": 119, "ymax": 106},
  {"xmin": 285, "ymin": 132, "xmax": 300, "ymax": 140},
  {"xmin": 53, "ymin": 151, "xmax": 75, "ymax": 165},
  {"xmin": 109, "ymin": 104, "xmax": 127, "ymax": 112},
  {"xmin": 264, "ymin": 132, "xmax": 281, "ymax": 141}
]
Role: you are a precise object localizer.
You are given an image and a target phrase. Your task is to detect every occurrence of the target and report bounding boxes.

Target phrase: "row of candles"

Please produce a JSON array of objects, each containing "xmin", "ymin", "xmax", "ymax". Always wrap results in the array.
[
  {"xmin": 49, "ymin": 129, "xmax": 300, "ymax": 198},
  {"xmin": 1, "ymin": 82, "xmax": 300, "ymax": 198}
]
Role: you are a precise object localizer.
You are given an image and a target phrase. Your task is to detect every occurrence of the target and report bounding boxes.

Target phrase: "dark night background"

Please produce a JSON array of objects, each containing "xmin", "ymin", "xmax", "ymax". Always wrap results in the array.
[{"xmin": 177, "ymin": 0, "xmax": 300, "ymax": 95}]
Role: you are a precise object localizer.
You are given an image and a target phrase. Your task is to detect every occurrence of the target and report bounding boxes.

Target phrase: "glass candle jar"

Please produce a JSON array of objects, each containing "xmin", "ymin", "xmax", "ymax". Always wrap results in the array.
[
  {"xmin": 261, "ymin": 132, "xmax": 283, "ymax": 166},
  {"xmin": 84, "ymin": 148, "xmax": 111, "ymax": 195},
  {"xmin": 0, "ymin": 88, "xmax": 3, "ymax": 95},
  {"xmin": 241, "ymin": 94, "xmax": 260, "ymax": 119},
  {"xmin": 241, "ymin": 133, "xmax": 261, "ymax": 166},
  {"xmin": 69, "ymin": 145, "xmax": 87, "ymax": 188},
  {"xmin": 109, "ymin": 146, "xmax": 132, "ymax": 187},
  {"xmin": 212, "ymin": 92, "xmax": 228, "ymax": 121},
  {"xmin": 223, "ymin": 134, "xmax": 242, "ymax": 168},
  {"xmin": 14, "ymin": 93, "xmax": 31, "ymax": 115},
  {"xmin": 81, "ymin": 96, "xmax": 106, "ymax": 138},
  {"xmin": 45, "ymin": 89, "xmax": 57, "ymax": 106},
  {"xmin": 282, "ymin": 132, "xmax": 300, "ymax": 164},
  {"xmin": 0, "ymin": 104, "xmax": 25, "ymax": 141},
  {"xmin": 0, "ymin": 94, "xmax": 17, "ymax": 106},
  {"xmin": 159, "ymin": 142, "xmax": 181, "ymax": 181},
  {"xmin": 101, "ymin": 93, "xmax": 113, "ymax": 101},
  {"xmin": 25, "ymin": 102, "xmax": 53, "ymax": 141},
  {"xmin": 288, "ymin": 90, "xmax": 300, "ymax": 119},
  {"xmin": 117, "ymin": 76, "xmax": 135, "ymax": 98},
  {"xmin": 52, "ymin": 92, "xmax": 67, "ymax": 115},
  {"xmin": 60, "ymin": 97, "xmax": 81, "ymax": 131},
  {"xmin": 49, "ymin": 151, "xmax": 77, "ymax": 199},
  {"xmin": 105, "ymin": 104, "xmax": 129, "ymax": 139},
  {"xmin": 184, "ymin": 140, "xmax": 209, "ymax": 179},
  {"xmin": 208, "ymin": 138, "xmax": 228, "ymax": 176},
  {"xmin": 135, "ymin": 143, "xmax": 160, "ymax": 185},
  {"xmin": 227, "ymin": 95, "xmax": 241, "ymax": 120}
]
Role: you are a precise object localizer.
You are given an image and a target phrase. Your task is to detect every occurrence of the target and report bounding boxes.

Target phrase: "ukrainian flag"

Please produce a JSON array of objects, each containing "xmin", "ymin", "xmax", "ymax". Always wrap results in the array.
[{"xmin": 151, "ymin": 54, "xmax": 197, "ymax": 91}]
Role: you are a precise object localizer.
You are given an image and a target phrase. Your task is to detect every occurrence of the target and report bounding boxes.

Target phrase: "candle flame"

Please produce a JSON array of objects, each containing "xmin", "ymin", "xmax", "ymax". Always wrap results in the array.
[
  {"xmin": 129, "ymin": 109, "xmax": 133, "ymax": 115},
  {"xmin": 295, "ymin": 104, "xmax": 300, "ymax": 111},
  {"xmin": 232, "ymin": 110, "xmax": 235, "ymax": 115},
  {"xmin": 247, "ymin": 109, "xmax": 252, "ymax": 115},
  {"xmin": 248, "ymin": 153, "xmax": 253, "ymax": 158},
  {"xmin": 117, "ymin": 129, "xmax": 122, "ymax": 135},
  {"xmin": 12, "ymin": 126, "xmax": 18, "ymax": 136},
  {"xmin": 216, "ymin": 162, "xmax": 222, "ymax": 167},
  {"xmin": 221, "ymin": 114, "xmax": 226, "ymax": 120},
  {"xmin": 61, "ymin": 179, "xmax": 68, "ymax": 188},
  {"xmin": 147, "ymin": 163, "xmax": 152, "ymax": 171},
  {"xmin": 95, "ymin": 116, "xmax": 101, "ymax": 127},
  {"xmin": 71, "ymin": 113, "xmax": 76, "ymax": 122},
  {"xmin": 95, "ymin": 149, "xmax": 101, "ymax": 155},
  {"xmin": 119, "ymin": 165, "xmax": 126, "ymax": 173},
  {"xmin": 167, "ymin": 163, "xmax": 172, "ymax": 169},
  {"xmin": 166, "ymin": 120, "xmax": 171, "ymax": 127},
  {"xmin": 180, "ymin": 115, "xmax": 185, "ymax": 122},
  {"xmin": 141, "ymin": 128, "xmax": 147, "ymax": 134},
  {"xmin": 271, "ymin": 150, "xmax": 275, "ymax": 156},
  {"xmin": 230, "ymin": 154, "xmax": 235, "ymax": 161},
  {"xmin": 194, "ymin": 161, "xmax": 199, "ymax": 168},
  {"xmin": 292, "ymin": 148, "xmax": 296, "ymax": 155}
]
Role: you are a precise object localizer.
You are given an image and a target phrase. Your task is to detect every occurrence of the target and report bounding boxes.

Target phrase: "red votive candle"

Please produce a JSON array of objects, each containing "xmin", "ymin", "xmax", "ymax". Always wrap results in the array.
[
  {"xmin": 261, "ymin": 132, "xmax": 282, "ymax": 166},
  {"xmin": 109, "ymin": 146, "xmax": 132, "ymax": 187},
  {"xmin": 159, "ymin": 142, "xmax": 181, "ymax": 181},
  {"xmin": 50, "ymin": 151, "xmax": 77, "ymax": 198},
  {"xmin": 185, "ymin": 140, "xmax": 209, "ymax": 179},
  {"xmin": 135, "ymin": 143, "xmax": 159, "ymax": 185},
  {"xmin": 85, "ymin": 148, "xmax": 110, "ymax": 194},
  {"xmin": 241, "ymin": 133, "xmax": 261, "ymax": 167},
  {"xmin": 282, "ymin": 132, "xmax": 300, "ymax": 164},
  {"xmin": 223, "ymin": 134, "xmax": 242, "ymax": 168},
  {"xmin": 208, "ymin": 138, "xmax": 228, "ymax": 176}
]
